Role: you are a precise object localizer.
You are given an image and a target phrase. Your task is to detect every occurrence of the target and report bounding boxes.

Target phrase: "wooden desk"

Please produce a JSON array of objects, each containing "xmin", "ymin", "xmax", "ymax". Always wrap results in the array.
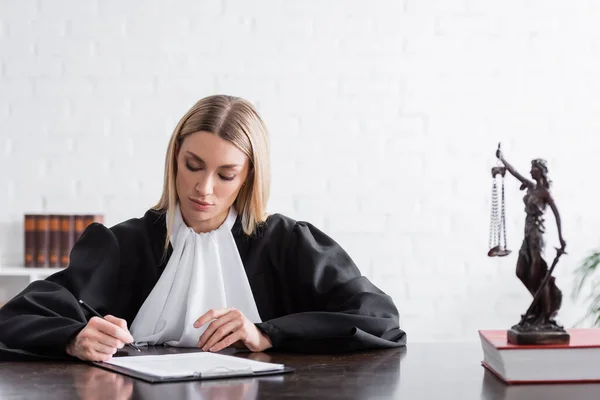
[{"xmin": 1, "ymin": 342, "xmax": 599, "ymax": 399}]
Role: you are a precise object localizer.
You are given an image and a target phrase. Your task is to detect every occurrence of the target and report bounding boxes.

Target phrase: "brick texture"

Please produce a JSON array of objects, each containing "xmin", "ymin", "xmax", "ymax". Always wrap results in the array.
[{"xmin": 1, "ymin": 0, "xmax": 599, "ymax": 341}]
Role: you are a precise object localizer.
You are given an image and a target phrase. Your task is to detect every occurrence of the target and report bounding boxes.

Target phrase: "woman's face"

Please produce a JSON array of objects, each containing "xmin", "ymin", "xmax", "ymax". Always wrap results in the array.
[
  {"xmin": 176, "ymin": 131, "xmax": 250, "ymax": 233},
  {"xmin": 530, "ymin": 165, "xmax": 542, "ymax": 181}
]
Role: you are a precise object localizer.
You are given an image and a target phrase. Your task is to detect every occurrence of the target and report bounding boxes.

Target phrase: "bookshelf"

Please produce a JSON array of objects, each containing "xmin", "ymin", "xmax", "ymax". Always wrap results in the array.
[
  {"xmin": 0, "ymin": 213, "xmax": 104, "ymax": 305},
  {"xmin": 0, "ymin": 266, "xmax": 63, "ymax": 283},
  {"xmin": 0, "ymin": 266, "xmax": 64, "ymax": 305}
]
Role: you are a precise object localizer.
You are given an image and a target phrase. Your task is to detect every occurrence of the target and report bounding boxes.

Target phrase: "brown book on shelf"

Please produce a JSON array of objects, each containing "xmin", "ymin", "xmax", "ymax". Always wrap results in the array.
[
  {"xmin": 24, "ymin": 214, "xmax": 36, "ymax": 267},
  {"xmin": 74, "ymin": 215, "xmax": 86, "ymax": 243},
  {"xmin": 35, "ymin": 214, "xmax": 50, "ymax": 268},
  {"xmin": 83, "ymin": 214, "xmax": 104, "ymax": 229},
  {"xmin": 48, "ymin": 214, "xmax": 61, "ymax": 268},
  {"xmin": 59, "ymin": 215, "xmax": 74, "ymax": 268}
]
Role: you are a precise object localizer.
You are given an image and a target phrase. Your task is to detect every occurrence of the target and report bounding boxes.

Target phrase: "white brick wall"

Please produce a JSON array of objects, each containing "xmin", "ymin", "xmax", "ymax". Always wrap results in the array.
[{"xmin": 1, "ymin": 0, "xmax": 599, "ymax": 341}]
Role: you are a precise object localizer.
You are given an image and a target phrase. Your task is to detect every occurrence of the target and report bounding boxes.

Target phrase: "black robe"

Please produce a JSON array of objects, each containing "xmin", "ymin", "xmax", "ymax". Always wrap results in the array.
[{"xmin": 0, "ymin": 209, "xmax": 406, "ymax": 360}]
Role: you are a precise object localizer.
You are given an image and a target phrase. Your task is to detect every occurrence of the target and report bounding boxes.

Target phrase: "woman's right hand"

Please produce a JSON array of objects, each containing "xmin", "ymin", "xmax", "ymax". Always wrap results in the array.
[
  {"xmin": 66, "ymin": 315, "xmax": 134, "ymax": 362},
  {"xmin": 496, "ymin": 148, "xmax": 503, "ymax": 160}
]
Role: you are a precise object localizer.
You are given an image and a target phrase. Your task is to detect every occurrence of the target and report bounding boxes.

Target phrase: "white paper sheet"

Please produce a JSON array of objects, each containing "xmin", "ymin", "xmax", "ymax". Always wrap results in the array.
[{"xmin": 103, "ymin": 352, "xmax": 284, "ymax": 379}]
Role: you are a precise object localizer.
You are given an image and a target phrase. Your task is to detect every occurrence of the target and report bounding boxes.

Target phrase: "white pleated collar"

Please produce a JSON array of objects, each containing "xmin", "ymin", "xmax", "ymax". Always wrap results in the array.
[{"xmin": 130, "ymin": 204, "xmax": 261, "ymax": 347}]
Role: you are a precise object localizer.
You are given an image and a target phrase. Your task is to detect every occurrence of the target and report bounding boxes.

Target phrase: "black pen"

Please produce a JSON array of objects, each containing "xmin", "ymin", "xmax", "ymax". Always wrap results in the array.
[{"xmin": 78, "ymin": 299, "xmax": 141, "ymax": 352}]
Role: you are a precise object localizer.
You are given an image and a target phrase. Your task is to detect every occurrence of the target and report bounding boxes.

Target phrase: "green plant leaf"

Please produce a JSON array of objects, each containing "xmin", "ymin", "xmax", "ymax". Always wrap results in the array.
[
  {"xmin": 572, "ymin": 250, "xmax": 600, "ymax": 327},
  {"xmin": 572, "ymin": 251, "xmax": 600, "ymax": 298}
]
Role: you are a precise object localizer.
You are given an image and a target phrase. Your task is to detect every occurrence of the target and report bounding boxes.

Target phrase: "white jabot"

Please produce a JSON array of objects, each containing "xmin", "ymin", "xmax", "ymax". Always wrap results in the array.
[{"xmin": 130, "ymin": 205, "xmax": 262, "ymax": 347}]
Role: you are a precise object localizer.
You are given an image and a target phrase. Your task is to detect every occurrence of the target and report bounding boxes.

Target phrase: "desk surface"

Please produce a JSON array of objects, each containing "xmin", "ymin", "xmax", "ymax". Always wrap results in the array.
[{"xmin": 1, "ymin": 342, "xmax": 599, "ymax": 400}]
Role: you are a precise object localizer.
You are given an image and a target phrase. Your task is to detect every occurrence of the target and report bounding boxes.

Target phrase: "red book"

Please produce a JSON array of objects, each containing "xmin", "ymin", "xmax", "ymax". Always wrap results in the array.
[{"xmin": 479, "ymin": 329, "xmax": 600, "ymax": 384}]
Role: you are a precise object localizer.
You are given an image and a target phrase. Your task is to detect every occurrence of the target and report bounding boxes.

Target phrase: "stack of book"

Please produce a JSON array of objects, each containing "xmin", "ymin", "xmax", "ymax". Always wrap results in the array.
[
  {"xmin": 479, "ymin": 329, "xmax": 600, "ymax": 384},
  {"xmin": 23, "ymin": 214, "xmax": 104, "ymax": 268}
]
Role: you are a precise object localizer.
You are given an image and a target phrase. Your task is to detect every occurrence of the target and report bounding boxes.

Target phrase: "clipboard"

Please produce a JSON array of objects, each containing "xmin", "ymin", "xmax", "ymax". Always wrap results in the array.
[{"xmin": 90, "ymin": 351, "xmax": 295, "ymax": 383}]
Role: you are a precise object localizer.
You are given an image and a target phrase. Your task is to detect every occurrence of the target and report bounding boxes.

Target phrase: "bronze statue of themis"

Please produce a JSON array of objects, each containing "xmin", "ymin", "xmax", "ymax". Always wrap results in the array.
[{"xmin": 489, "ymin": 143, "xmax": 569, "ymax": 345}]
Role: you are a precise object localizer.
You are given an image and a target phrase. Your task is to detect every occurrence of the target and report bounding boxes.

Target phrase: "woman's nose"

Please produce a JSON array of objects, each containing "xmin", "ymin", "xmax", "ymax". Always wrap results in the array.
[{"xmin": 195, "ymin": 174, "xmax": 214, "ymax": 196}]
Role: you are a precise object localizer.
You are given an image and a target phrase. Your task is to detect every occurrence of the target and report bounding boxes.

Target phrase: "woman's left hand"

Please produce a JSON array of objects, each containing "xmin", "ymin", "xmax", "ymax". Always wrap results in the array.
[{"xmin": 194, "ymin": 308, "xmax": 272, "ymax": 352}]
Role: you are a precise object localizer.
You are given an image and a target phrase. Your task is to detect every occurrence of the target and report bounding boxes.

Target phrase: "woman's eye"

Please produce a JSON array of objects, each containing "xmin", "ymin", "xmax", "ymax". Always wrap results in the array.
[
  {"xmin": 185, "ymin": 162, "xmax": 201, "ymax": 172},
  {"xmin": 219, "ymin": 175, "xmax": 235, "ymax": 181},
  {"xmin": 185, "ymin": 161, "xmax": 234, "ymax": 181}
]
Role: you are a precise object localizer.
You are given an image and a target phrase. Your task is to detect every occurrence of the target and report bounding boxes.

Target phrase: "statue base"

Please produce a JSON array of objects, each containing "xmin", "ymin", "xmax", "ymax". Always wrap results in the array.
[{"xmin": 507, "ymin": 320, "xmax": 570, "ymax": 345}]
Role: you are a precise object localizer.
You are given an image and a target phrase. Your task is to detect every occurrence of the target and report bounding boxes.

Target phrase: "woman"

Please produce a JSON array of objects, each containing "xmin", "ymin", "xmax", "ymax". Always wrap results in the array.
[
  {"xmin": 0, "ymin": 95, "xmax": 406, "ymax": 362},
  {"xmin": 496, "ymin": 148, "xmax": 566, "ymax": 328}
]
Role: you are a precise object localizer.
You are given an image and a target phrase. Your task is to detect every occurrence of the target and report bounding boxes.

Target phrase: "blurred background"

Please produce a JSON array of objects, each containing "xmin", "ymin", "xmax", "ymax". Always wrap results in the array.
[{"xmin": 1, "ymin": 0, "xmax": 599, "ymax": 341}]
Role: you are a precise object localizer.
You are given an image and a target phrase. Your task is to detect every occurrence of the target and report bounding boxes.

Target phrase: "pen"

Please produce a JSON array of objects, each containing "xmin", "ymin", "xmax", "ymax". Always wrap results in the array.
[{"xmin": 78, "ymin": 299, "xmax": 141, "ymax": 352}]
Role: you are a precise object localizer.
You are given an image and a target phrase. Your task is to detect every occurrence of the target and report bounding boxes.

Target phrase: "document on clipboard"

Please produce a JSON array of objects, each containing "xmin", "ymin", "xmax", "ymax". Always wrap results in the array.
[{"xmin": 95, "ymin": 352, "xmax": 292, "ymax": 383}]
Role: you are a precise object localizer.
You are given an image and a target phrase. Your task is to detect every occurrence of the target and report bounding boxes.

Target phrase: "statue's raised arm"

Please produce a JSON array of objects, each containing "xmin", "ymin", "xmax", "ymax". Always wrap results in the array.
[{"xmin": 495, "ymin": 144, "xmax": 534, "ymax": 189}]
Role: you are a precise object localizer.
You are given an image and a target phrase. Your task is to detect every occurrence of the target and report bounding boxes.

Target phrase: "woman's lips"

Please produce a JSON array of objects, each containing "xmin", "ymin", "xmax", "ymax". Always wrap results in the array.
[{"xmin": 189, "ymin": 198, "xmax": 214, "ymax": 211}]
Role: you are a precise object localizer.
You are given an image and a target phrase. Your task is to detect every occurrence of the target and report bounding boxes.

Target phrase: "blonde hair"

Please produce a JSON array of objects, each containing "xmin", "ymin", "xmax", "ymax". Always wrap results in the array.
[{"xmin": 153, "ymin": 95, "xmax": 271, "ymax": 249}]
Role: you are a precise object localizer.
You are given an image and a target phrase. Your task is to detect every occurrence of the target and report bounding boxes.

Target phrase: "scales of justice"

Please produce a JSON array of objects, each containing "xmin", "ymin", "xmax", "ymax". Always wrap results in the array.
[{"xmin": 488, "ymin": 143, "xmax": 569, "ymax": 345}]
